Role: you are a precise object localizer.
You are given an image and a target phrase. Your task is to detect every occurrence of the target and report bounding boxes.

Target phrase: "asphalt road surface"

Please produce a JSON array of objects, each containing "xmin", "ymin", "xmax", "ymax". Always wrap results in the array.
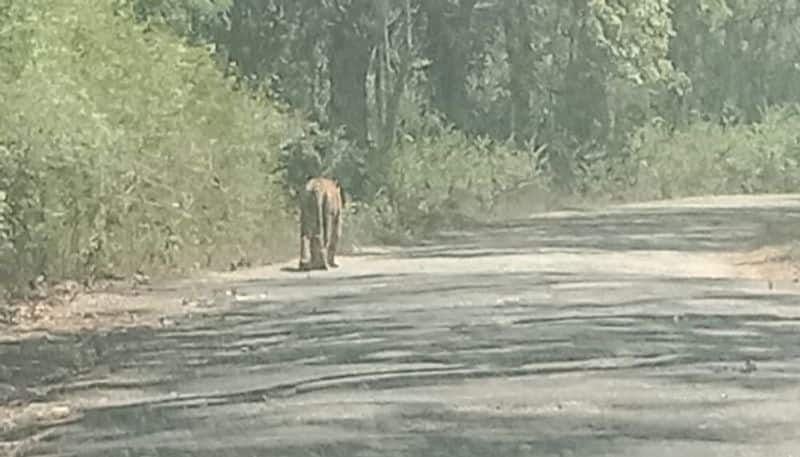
[{"xmin": 14, "ymin": 195, "xmax": 800, "ymax": 456}]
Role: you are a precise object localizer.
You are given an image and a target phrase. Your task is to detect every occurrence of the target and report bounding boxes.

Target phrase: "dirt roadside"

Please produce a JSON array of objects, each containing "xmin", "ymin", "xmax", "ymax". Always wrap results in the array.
[{"xmin": 2, "ymin": 243, "xmax": 394, "ymax": 337}]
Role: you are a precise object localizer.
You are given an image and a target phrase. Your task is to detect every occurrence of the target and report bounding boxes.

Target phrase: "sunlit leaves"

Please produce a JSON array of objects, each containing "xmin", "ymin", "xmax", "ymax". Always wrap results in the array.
[{"xmin": 587, "ymin": 0, "xmax": 675, "ymax": 84}]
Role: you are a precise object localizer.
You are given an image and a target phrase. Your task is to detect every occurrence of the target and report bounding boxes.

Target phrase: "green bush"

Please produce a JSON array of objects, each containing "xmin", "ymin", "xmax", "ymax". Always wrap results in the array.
[
  {"xmin": 0, "ymin": 139, "xmax": 48, "ymax": 295},
  {"xmin": 0, "ymin": 0, "xmax": 299, "ymax": 291},
  {"xmin": 583, "ymin": 106, "xmax": 800, "ymax": 201},
  {"xmin": 385, "ymin": 130, "xmax": 537, "ymax": 234}
]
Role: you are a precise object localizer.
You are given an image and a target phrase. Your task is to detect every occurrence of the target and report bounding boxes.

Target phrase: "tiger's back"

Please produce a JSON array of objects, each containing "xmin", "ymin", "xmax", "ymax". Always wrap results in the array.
[{"xmin": 298, "ymin": 176, "xmax": 344, "ymax": 270}]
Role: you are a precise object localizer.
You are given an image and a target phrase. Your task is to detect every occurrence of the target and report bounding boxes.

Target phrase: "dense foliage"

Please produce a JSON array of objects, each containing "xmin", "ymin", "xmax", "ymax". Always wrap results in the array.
[
  {"xmin": 1, "ymin": 0, "xmax": 297, "ymax": 294},
  {"xmin": 4, "ymin": 0, "xmax": 800, "ymax": 295}
]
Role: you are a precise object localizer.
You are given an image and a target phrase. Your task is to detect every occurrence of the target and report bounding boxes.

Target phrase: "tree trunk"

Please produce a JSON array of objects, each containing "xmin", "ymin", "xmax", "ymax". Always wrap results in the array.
[
  {"xmin": 503, "ymin": 0, "xmax": 532, "ymax": 145},
  {"xmin": 558, "ymin": 1, "xmax": 609, "ymax": 145},
  {"xmin": 327, "ymin": 20, "xmax": 370, "ymax": 146},
  {"xmin": 423, "ymin": 0, "xmax": 477, "ymax": 130},
  {"xmin": 377, "ymin": 0, "xmax": 413, "ymax": 152}
]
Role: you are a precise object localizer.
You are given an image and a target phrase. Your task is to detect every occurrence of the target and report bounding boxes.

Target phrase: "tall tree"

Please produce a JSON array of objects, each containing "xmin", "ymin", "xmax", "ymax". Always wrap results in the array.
[
  {"xmin": 324, "ymin": 0, "xmax": 375, "ymax": 146},
  {"xmin": 422, "ymin": 0, "xmax": 477, "ymax": 130},
  {"xmin": 502, "ymin": 0, "xmax": 534, "ymax": 145}
]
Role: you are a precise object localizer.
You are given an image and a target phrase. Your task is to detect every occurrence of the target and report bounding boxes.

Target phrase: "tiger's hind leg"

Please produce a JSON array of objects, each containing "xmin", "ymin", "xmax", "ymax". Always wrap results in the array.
[
  {"xmin": 326, "ymin": 210, "xmax": 341, "ymax": 268},
  {"xmin": 310, "ymin": 191, "xmax": 329, "ymax": 270}
]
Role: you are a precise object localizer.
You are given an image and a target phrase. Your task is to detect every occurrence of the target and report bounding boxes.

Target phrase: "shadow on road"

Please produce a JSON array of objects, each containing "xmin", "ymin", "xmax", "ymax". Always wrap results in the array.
[
  {"xmin": 397, "ymin": 204, "xmax": 800, "ymax": 260},
  {"xmin": 7, "ymin": 269, "xmax": 800, "ymax": 455}
]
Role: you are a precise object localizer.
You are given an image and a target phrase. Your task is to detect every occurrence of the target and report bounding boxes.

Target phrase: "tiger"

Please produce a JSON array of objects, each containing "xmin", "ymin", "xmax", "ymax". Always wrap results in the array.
[{"xmin": 298, "ymin": 176, "xmax": 345, "ymax": 271}]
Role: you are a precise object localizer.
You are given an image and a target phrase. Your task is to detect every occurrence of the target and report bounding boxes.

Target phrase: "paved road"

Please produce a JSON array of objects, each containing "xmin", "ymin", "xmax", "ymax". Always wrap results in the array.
[{"xmin": 15, "ymin": 195, "xmax": 800, "ymax": 456}]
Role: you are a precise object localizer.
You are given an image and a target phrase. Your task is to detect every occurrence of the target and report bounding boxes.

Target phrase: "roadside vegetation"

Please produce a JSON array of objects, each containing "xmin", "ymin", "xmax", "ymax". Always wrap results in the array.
[{"xmin": 4, "ymin": 0, "xmax": 800, "ymax": 302}]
